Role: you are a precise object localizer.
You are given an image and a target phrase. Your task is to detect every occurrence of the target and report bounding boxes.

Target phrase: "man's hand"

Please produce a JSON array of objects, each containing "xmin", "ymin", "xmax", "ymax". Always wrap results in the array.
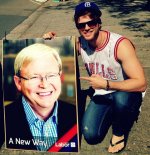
[
  {"xmin": 43, "ymin": 32, "xmax": 56, "ymax": 40},
  {"xmin": 80, "ymin": 74, "xmax": 107, "ymax": 89}
]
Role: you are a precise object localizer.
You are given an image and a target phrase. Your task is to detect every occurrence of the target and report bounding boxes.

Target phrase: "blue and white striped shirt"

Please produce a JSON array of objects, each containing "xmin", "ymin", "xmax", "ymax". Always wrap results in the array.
[{"xmin": 22, "ymin": 96, "xmax": 58, "ymax": 151}]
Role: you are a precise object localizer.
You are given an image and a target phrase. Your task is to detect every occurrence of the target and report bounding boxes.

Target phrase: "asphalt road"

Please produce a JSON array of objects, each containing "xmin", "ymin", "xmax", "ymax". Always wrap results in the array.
[{"xmin": 0, "ymin": 0, "xmax": 40, "ymax": 39}]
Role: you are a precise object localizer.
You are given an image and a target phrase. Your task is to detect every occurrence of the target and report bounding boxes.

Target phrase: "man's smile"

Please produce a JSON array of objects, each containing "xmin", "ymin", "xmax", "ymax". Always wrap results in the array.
[{"xmin": 36, "ymin": 91, "xmax": 53, "ymax": 96}]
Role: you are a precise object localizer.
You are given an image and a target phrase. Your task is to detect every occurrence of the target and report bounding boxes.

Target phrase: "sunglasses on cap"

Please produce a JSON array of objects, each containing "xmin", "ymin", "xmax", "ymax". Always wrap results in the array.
[{"xmin": 76, "ymin": 19, "xmax": 99, "ymax": 29}]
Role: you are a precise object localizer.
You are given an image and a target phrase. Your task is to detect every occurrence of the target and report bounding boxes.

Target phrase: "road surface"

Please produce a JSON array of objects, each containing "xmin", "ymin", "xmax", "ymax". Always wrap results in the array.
[{"xmin": 0, "ymin": 0, "xmax": 40, "ymax": 39}]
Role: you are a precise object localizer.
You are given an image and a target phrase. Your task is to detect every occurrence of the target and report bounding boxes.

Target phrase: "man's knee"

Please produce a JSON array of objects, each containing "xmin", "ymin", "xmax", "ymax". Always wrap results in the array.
[
  {"xmin": 82, "ymin": 125, "xmax": 104, "ymax": 144},
  {"xmin": 113, "ymin": 92, "xmax": 142, "ymax": 111},
  {"xmin": 114, "ymin": 92, "xmax": 130, "ymax": 108},
  {"xmin": 113, "ymin": 91, "xmax": 142, "ymax": 122}
]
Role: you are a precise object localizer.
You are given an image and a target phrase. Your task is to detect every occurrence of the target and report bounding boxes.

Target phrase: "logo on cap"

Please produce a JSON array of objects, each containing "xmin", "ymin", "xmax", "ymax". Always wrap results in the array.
[{"xmin": 84, "ymin": 2, "xmax": 91, "ymax": 7}]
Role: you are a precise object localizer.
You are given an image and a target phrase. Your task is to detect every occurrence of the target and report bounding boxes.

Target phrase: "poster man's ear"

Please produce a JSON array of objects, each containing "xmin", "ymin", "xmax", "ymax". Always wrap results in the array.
[{"xmin": 14, "ymin": 75, "xmax": 22, "ymax": 91}]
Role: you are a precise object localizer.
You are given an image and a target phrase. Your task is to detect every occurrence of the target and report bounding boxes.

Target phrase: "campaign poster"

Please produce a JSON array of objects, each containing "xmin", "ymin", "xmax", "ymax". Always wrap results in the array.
[{"xmin": 3, "ymin": 36, "xmax": 79, "ymax": 152}]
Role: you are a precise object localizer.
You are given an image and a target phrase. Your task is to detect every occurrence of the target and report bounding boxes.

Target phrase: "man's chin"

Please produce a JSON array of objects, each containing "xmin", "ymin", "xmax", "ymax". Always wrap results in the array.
[
  {"xmin": 36, "ymin": 102, "xmax": 55, "ymax": 110},
  {"xmin": 84, "ymin": 36, "xmax": 94, "ymax": 41},
  {"xmin": 82, "ymin": 33, "xmax": 94, "ymax": 40}
]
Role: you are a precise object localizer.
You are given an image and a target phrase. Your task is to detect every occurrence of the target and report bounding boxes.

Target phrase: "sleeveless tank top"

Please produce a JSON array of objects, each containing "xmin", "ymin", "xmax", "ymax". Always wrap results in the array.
[{"xmin": 79, "ymin": 30, "xmax": 129, "ymax": 95}]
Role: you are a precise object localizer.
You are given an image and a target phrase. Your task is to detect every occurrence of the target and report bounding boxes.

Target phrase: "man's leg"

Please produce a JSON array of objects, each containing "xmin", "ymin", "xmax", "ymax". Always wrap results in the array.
[
  {"xmin": 112, "ymin": 91, "xmax": 142, "ymax": 136},
  {"xmin": 108, "ymin": 91, "xmax": 142, "ymax": 153},
  {"xmin": 81, "ymin": 95, "xmax": 112, "ymax": 145}
]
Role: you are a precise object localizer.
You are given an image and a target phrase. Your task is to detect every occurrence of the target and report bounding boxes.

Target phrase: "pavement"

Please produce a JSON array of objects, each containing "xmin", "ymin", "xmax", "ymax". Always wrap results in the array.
[{"xmin": 0, "ymin": 0, "xmax": 150, "ymax": 155}]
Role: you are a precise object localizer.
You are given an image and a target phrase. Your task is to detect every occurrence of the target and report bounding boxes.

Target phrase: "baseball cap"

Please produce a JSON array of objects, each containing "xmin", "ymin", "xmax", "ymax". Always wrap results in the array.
[{"xmin": 74, "ymin": 2, "xmax": 102, "ymax": 19}]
